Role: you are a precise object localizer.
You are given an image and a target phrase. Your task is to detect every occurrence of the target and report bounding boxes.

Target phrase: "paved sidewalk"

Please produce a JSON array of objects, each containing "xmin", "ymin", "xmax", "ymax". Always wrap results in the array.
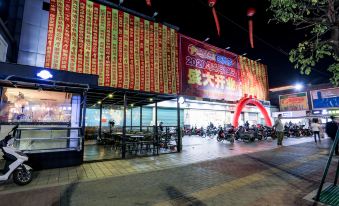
[
  {"xmin": 0, "ymin": 138, "xmax": 337, "ymax": 206},
  {"xmin": 0, "ymin": 136, "xmax": 318, "ymax": 193}
]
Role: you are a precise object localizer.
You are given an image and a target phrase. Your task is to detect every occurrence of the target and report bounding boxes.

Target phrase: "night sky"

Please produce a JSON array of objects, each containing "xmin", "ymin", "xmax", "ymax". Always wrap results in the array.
[
  {"xmin": 0, "ymin": 0, "xmax": 333, "ymax": 88},
  {"xmin": 120, "ymin": 0, "xmax": 332, "ymax": 88}
]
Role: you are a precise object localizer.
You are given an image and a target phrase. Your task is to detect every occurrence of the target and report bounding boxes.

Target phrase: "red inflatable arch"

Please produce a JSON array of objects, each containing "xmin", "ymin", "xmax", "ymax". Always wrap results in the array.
[{"xmin": 232, "ymin": 95, "xmax": 272, "ymax": 128}]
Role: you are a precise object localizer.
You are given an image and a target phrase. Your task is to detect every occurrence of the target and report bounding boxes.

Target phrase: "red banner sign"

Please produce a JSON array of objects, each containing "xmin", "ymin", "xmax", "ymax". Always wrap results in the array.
[
  {"xmin": 180, "ymin": 35, "xmax": 242, "ymax": 101},
  {"xmin": 45, "ymin": 0, "xmax": 179, "ymax": 94}
]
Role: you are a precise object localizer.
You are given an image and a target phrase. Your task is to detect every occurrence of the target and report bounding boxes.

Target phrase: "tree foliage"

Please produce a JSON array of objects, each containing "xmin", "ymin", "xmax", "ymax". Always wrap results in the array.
[{"xmin": 269, "ymin": 0, "xmax": 339, "ymax": 85}]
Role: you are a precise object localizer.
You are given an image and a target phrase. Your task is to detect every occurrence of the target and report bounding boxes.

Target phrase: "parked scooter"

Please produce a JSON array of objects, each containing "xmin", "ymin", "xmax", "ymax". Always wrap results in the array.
[
  {"xmin": 199, "ymin": 127, "xmax": 206, "ymax": 138},
  {"xmin": 257, "ymin": 125, "xmax": 267, "ymax": 140},
  {"xmin": 263, "ymin": 126, "xmax": 272, "ymax": 139},
  {"xmin": 235, "ymin": 126, "xmax": 255, "ymax": 142},
  {"xmin": 300, "ymin": 126, "xmax": 313, "ymax": 137},
  {"xmin": 217, "ymin": 127, "xmax": 234, "ymax": 143},
  {"xmin": 284, "ymin": 125, "xmax": 291, "ymax": 137},
  {"xmin": 206, "ymin": 124, "xmax": 218, "ymax": 137},
  {"xmin": 0, "ymin": 125, "xmax": 33, "ymax": 185},
  {"xmin": 249, "ymin": 125, "xmax": 264, "ymax": 141}
]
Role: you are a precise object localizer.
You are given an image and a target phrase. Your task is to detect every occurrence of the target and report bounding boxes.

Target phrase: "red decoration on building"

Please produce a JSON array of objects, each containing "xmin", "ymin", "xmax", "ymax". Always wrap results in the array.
[
  {"xmin": 247, "ymin": 7, "xmax": 256, "ymax": 48},
  {"xmin": 146, "ymin": 0, "xmax": 151, "ymax": 6},
  {"xmin": 208, "ymin": 0, "xmax": 216, "ymax": 7},
  {"xmin": 208, "ymin": 0, "xmax": 220, "ymax": 36},
  {"xmin": 247, "ymin": 7, "xmax": 256, "ymax": 17},
  {"xmin": 233, "ymin": 96, "xmax": 272, "ymax": 127}
]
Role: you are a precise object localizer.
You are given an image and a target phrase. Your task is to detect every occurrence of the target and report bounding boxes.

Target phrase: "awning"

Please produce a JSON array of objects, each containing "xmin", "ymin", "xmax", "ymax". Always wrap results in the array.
[
  {"xmin": 0, "ymin": 75, "xmax": 89, "ymax": 93},
  {"xmin": 86, "ymin": 86, "xmax": 178, "ymax": 107}
]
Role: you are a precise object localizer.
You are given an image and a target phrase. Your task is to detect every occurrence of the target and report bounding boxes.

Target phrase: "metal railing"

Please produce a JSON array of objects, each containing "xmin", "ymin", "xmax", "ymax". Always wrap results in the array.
[
  {"xmin": 14, "ymin": 127, "xmax": 83, "ymax": 153},
  {"xmin": 98, "ymin": 126, "xmax": 180, "ymax": 158},
  {"xmin": 315, "ymin": 129, "xmax": 339, "ymax": 200}
]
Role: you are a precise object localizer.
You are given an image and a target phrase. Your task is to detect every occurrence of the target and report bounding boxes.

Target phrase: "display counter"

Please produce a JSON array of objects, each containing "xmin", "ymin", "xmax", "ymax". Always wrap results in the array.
[{"xmin": 14, "ymin": 127, "xmax": 83, "ymax": 170}]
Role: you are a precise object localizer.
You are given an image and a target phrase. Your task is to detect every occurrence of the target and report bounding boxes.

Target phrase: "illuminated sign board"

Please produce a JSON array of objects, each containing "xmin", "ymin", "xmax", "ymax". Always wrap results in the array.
[
  {"xmin": 279, "ymin": 92, "xmax": 309, "ymax": 111},
  {"xmin": 311, "ymin": 88, "xmax": 339, "ymax": 109},
  {"xmin": 180, "ymin": 35, "xmax": 241, "ymax": 101}
]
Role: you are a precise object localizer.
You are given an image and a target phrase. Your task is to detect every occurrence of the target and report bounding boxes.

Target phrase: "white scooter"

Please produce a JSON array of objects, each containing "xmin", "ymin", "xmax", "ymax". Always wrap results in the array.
[{"xmin": 0, "ymin": 125, "xmax": 33, "ymax": 185}]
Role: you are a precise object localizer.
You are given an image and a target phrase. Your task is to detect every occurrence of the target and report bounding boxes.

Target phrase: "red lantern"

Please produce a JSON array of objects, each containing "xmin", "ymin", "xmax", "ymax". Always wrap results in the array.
[
  {"xmin": 208, "ymin": 0, "xmax": 220, "ymax": 36},
  {"xmin": 247, "ymin": 7, "xmax": 256, "ymax": 48},
  {"xmin": 247, "ymin": 7, "xmax": 256, "ymax": 17},
  {"xmin": 208, "ymin": 0, "xmax": 216, "ymax": 7}
]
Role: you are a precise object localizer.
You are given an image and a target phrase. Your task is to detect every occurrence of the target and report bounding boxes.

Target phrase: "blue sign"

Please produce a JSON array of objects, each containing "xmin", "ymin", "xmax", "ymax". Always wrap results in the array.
[
  {"xmin": 216, "ymin": 54, "xmax": 233, "ymax": 66},
  {"xmin": 311, "ymin": 88, "xmax": 339, "ymax": 109}
]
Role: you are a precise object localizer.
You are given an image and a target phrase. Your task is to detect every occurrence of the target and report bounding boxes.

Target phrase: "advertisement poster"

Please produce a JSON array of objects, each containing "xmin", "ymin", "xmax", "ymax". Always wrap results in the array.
[
  {"xmin": 45, "ymin": 0, "xmax": 179, "ymax": 94},
  {"xmin": 311, "ymin": 88, "xmax": 339, "ymax": 109},
  {"xmin": 180, "ymin": 35, "xmax": 242, "ymax": 101},
  {"xmin": 279, "ymin": 92, "xmax": 309, "ymax": 111}
]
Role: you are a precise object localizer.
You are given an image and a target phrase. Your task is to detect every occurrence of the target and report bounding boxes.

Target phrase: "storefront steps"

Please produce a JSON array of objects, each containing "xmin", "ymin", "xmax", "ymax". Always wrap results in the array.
[{"xmin": 0, "ymin": 136, "xmax": 327, "ymax": 194}]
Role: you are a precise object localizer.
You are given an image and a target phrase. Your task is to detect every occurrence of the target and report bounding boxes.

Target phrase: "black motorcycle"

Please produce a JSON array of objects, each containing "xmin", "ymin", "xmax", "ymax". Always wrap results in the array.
[
  {"xmin": 300, "ymin": 126, "xmax": 313, "ymax": 136},
  {"xmin": 257, "ymin": 126, "xmax": 267, "ymax": 140},
  {"xmin": 206, "ymin": 125, "xmax": 218, "ymax": 138},
  {"xmin": 199, "ymin": 127, "xmax": 207, "ymax": 137},
  {"xmin": 217, "ymin": 127, "xmax": 235, "ymax": 143},
  {"xmin": 290, "ymin": 125, "xmax": 301, "ymax": 137},
  {"xmin": 235, "ymin": 126, "xmax": 255, "ymax": 142},
  {"xmin": 263, "ymin": 126, "xmax": 276, "ymax": 139},
  {"xmin": 250, "ymin": 125, "xmax": 264, "ymax": 141},
  {"xmin": 284, "ymin": 125, "xmax": 291, "ymax": 137}
]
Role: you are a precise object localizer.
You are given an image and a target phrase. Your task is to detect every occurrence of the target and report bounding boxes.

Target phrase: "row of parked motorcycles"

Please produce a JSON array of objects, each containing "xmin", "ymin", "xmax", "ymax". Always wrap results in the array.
[
  {"xmin": 184, "ymin": 125, "xmax": 270, "ymax": 144},
  {"xmin": 184, "ymin": 123, "xmax": 314, "ymax": 144},
  {"xmin": 283, "ymin": 125, "xmax": 313, "ymax": 137}
]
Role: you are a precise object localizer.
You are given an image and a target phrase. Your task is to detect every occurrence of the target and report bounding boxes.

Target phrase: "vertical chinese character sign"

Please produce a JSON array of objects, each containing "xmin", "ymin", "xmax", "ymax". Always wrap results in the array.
[
  {"xmin": 180, "ymin": 35, "xmax": 242, "ymax": 101},
  {"xmin": 45, "ymin": 0, "xmax": 179, "ymax": 95},
  {"xmin": 238, "ymin": 56, "xmax": 268, "ymax": 100}
]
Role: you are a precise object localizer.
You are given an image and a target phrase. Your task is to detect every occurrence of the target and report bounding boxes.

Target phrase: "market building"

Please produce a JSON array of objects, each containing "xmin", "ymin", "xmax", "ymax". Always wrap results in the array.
[{"xmin": 0, "ymin": 0, "xmax": 272, "ymax": 169}]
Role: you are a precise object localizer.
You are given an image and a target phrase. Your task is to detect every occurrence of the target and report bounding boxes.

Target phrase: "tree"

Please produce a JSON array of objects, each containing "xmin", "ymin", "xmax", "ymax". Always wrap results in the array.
[{"xmin": 269, "ymin": 0, "xmax": 339, "ymax": 85}]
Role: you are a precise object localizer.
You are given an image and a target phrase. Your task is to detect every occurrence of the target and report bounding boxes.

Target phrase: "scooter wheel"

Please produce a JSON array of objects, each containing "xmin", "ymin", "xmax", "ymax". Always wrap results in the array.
[
  {"xmin": 13, "ymin": 168, "xmax": 33, "ymax": 186},
  {"xmin": 230, "ymin": 138, "xmax": 234, "ymax": 144},
  {"xmin": 217, "ymin": 136, "xmax": 222, "ymax": 142}
]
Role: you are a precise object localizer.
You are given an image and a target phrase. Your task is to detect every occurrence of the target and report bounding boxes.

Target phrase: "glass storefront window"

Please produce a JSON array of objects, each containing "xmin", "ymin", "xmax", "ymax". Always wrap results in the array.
[
  {"xmin": 14, "ymin": 127, "xmax": 82, "ymax": 152},
  {"xmin": 85, "ymin": 108, "xmax": 123, "ymax": 127},
  {"xmin": 0, "ymin": 87, "xmax": 73, "ymax": 123}
]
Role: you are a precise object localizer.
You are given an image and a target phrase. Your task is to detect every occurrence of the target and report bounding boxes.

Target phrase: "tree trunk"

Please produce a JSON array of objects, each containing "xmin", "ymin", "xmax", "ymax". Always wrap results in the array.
[{"xmin": 331, "ymin": 25, "xmax": 339, "ymax": 56}]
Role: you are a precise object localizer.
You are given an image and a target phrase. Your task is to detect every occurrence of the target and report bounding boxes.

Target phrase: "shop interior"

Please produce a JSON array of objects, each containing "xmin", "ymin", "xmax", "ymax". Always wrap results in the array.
[
  {"xmin": 0, "ymin": 83, "xmax": 182, "ymax": 164},
  {"xmin": 84, "ymin": 88, "xmax": 181, "ymax": 161},
  {"xmin": 0, "ymin": 76, "xmax": 89, "ymax": 169}
]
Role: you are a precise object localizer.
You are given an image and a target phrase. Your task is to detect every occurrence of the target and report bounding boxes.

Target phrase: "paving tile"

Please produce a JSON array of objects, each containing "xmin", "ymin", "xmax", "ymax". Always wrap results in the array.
[{"xmin": 0, "ymin": 136, "xmax": 331, "ymax": 206}]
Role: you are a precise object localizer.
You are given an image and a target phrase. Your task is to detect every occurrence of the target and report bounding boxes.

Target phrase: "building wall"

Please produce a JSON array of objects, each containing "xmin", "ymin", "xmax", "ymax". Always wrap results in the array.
[
  {"xmin": 0, "ymin": 0, "xmax": 25, "ymax": 63},
  {"xmin": 17, "ymin": 0, "xmax": 49, "ymax": 67}
]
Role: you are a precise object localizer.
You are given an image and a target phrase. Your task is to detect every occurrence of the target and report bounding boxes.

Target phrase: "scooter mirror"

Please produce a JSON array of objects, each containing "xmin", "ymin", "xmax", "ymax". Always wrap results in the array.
[{"xmin": 9, "ymin": 124, "xmax": 19, "ymax": 136}]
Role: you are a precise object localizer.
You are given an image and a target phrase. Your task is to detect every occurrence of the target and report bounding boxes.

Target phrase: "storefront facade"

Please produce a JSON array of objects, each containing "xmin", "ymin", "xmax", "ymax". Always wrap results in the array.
[
  {"xmin": 178, "ymin": 35, "xmax": 270, "ymax": 127},
  {"xmin": 0, "ymin": 62, "xmax": 97, "ymax": 169},
  {"xmin": 0, "ymin": 0, "xmax": 272, "ymax": 168}
]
